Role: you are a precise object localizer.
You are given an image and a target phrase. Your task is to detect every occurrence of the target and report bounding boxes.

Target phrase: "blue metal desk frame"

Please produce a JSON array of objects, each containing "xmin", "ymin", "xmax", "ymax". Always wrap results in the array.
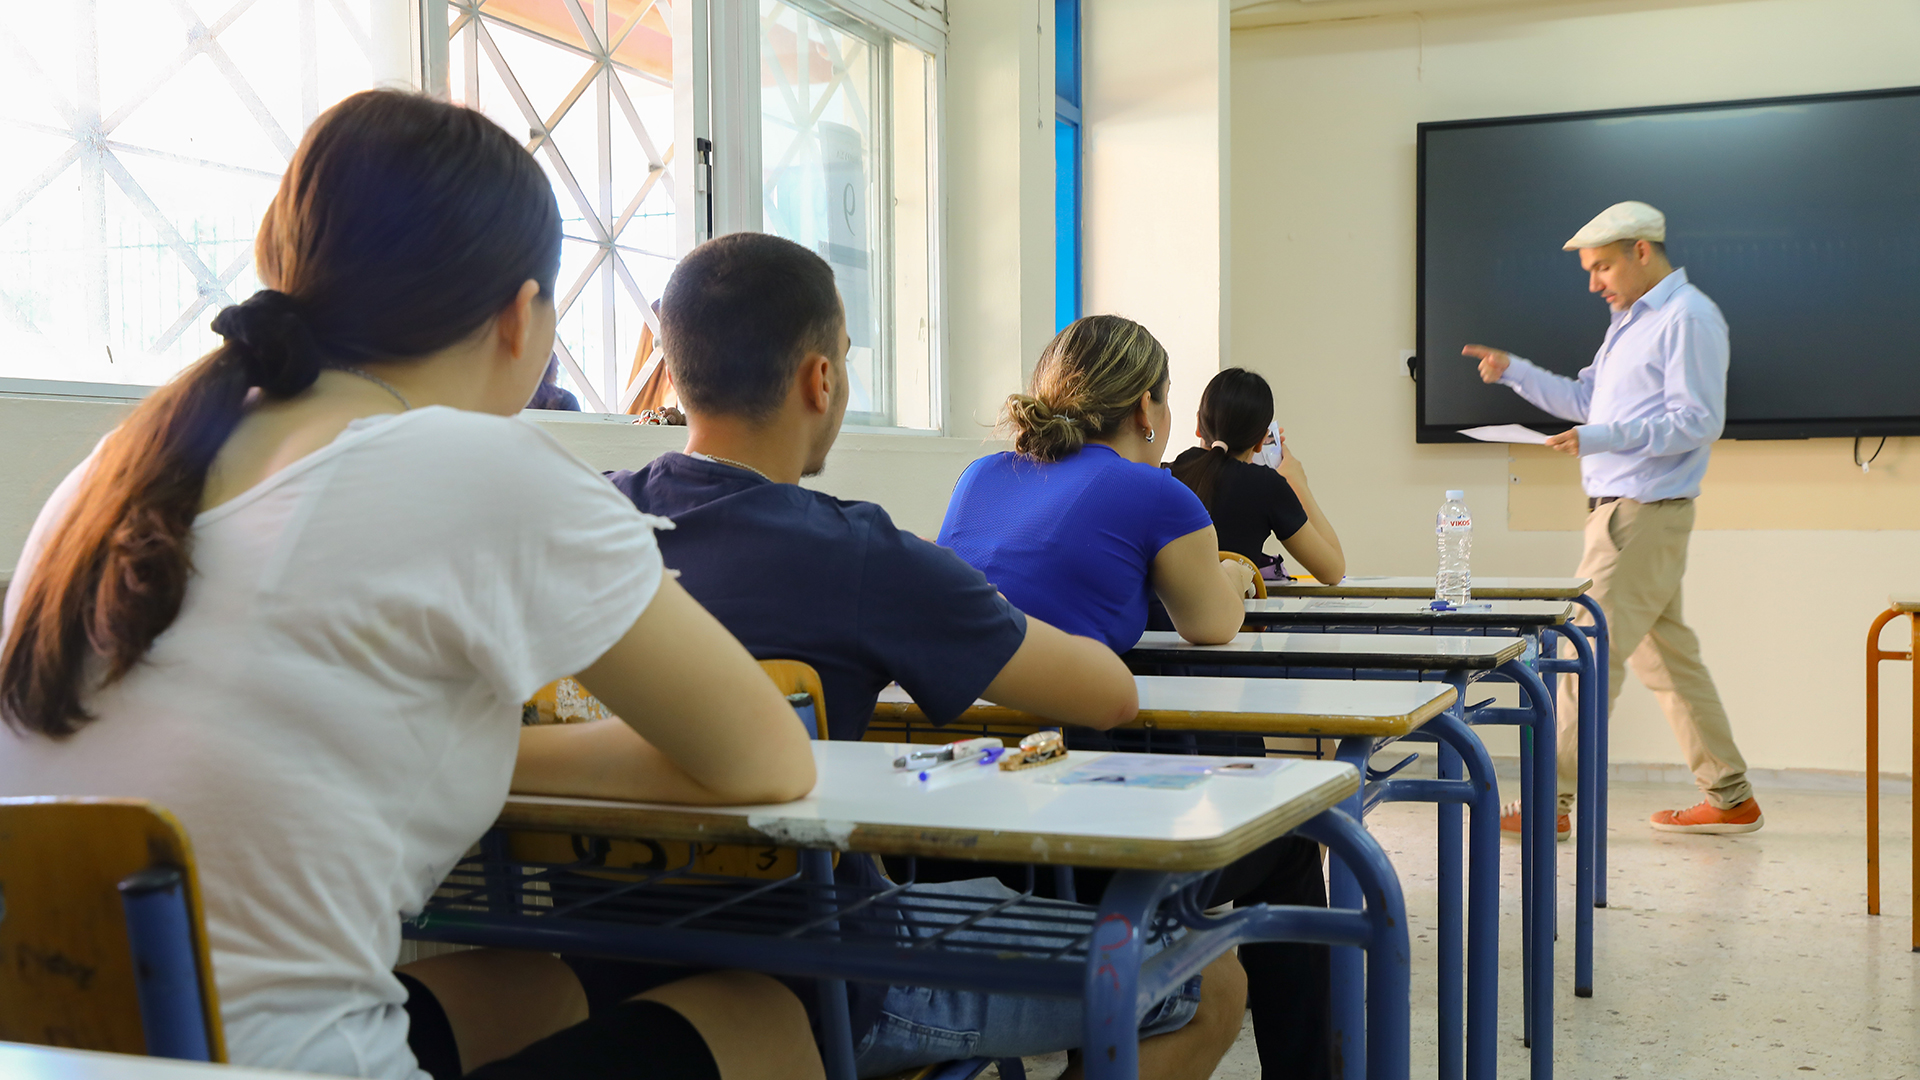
[
  {"xmin": 403, "ymin": 809, "xmax": 1410, "ymax": 1080},
  {"xmin": 1238, "ymin": 606, "xmax": 1606, "ymax": 999},
  {"xmin": 1123, "ymin": 646, "xmax": 1550, "ymax": 1080}
]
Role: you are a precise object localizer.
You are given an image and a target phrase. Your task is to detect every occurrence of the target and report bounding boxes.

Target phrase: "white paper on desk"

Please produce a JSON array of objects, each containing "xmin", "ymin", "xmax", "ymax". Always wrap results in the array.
[
  {"xmin": 1306, "ymin": 598, "xmax": 1377, "ymax": 611},
  {"xmin": 1458, "ymin": 424, "xmax": 1549, "ymax": 445},
  {"xmin": 1044, "ymin": 754, "xmax": 1213, "ymax": 790}
]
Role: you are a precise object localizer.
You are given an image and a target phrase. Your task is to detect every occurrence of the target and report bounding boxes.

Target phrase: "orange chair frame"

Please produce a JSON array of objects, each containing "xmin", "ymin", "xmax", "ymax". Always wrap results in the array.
[{"xmin": 1865, "ymin": 600, "xmax": 1920, "ymax": 953}]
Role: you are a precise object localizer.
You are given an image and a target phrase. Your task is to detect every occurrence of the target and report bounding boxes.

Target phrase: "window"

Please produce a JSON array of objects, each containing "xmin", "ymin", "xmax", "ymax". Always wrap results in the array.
[
  {"xmin": 0, "ymin": 1, "xmax": 393, "ymax": 386},
  {"xmin": 758, "ymin": 0, "xmax": 938, "ymax": 429},
  {"xmin": 440, "ymin": 0, "xmax": 678, "ymax": 413},
  {"xmin": 4, "ymin": 0, "xmax": 943, "ymax": 431},
  {"xmin": 1053, "ymin": 0, "xmax": 1080, "ymax": 332}
]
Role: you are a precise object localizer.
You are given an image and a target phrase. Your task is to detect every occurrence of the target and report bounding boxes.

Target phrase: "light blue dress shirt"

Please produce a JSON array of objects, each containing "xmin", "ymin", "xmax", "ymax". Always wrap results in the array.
[{"xmin": 1498, "ymin": 267, "xmax": 1728, "ymax": 502}]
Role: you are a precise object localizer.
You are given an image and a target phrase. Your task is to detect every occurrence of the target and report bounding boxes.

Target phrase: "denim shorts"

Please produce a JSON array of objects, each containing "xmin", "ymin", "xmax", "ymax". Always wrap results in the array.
[{"xmin": 851, "ymin": 878, "xmax": 1204, "ymax": 1078}]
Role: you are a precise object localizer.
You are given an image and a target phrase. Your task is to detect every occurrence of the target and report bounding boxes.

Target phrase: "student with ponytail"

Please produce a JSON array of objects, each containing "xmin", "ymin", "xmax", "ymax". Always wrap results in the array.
[
  {"xmin": 937, "ymin": 323, "xmax": 1334, "ymax": 1079},
  {"xmin": 938, "ymin": 314, "xmax": 1254, "ymax": 651},
  {"xmin": 1169, "ymin": 368, "xmax": 1345, "ymax": 584},
  {"xmin": 0, "ymin": 90, "xmax": 820, "ymax": 1080}
]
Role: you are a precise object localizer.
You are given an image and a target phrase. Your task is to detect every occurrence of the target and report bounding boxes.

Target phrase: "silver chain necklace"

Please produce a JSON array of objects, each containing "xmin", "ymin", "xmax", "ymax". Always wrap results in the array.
[
  {"xmin": 336, "ymin": 366, "xmax": 412, "ymax": 411},
  {"xmin": 701, "ymin": 453, "xmax": 774, "ymax": 483}
]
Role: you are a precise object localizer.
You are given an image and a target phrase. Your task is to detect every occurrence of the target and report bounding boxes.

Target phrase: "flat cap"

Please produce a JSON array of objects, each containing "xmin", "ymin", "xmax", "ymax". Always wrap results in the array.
[{"xmin": 1563, "ymin": 201, "xmax": 1666, "ymax": 250}]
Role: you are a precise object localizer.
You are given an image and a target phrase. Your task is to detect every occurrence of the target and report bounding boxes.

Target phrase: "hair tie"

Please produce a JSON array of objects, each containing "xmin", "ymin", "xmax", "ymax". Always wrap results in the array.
[
  {"xmin": 210, "ymin": 289, "xmax": 324, "ymax": 397},
  {"xmin": 1210, "ymin": 440, "xmax": 1229, "ymax": 451}
]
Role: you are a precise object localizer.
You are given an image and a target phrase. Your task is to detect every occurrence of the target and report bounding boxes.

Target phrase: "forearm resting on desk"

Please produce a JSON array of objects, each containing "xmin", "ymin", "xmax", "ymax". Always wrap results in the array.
[{"xmin": 514, "ymin": 719, "xmax": 814, "ymax": 805}]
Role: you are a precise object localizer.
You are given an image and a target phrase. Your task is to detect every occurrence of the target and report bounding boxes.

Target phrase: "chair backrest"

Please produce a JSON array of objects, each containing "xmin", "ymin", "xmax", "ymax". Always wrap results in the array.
[
  {"xmin": 506, "ymin": 661, "xmax": 832, "ymax": 880},
  {"xmin": 0, "ymin": 798, "xmax": 225, "ymax": 1061},
  {"xmin": 758, "ymin": 659, "xmax": 829, "ymax": 740},
  {"xmin": 1220, "ymin": 550, "xmax": 1267, "ymax": 599}
]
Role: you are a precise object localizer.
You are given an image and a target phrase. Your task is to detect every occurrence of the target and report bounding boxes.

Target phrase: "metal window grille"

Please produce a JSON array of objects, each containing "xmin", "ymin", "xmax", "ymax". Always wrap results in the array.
[
  {"xmin": 0, "ymin": 1, "xmax": 386, "ymax": 387},
  {"xmin": 438, "ymin": 0, "xmax": 678, "ymax": 413}
]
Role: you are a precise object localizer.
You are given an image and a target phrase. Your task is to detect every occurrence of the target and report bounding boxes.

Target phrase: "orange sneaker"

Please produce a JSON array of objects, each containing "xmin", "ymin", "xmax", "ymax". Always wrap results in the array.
[
  {"xmin": 1498, "ymin": 800, "xmax": 1571, "ymax": 842},
  {"xmin": 1649, "ymin": 797, "xmax": 1763, "ymax": 834}
]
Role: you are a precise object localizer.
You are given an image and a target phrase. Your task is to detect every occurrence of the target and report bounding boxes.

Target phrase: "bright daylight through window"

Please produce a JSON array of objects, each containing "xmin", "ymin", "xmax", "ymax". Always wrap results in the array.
[
  {"xmin": 0, "ymin": 0, "xmax": 392, "ymax": 388},
  {"xmin": 2, "ymin": 0, "xmax": 941, "ymax": 429},
  {"xmin": 759, "ymin": 0, "xmax": 937, "ymax": 430}
]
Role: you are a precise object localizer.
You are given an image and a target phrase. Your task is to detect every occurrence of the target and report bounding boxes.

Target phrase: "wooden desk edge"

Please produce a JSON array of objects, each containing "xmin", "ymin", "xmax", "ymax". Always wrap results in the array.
[
  {"xmin": 872, "ymin": 682, "xmax": 1457, "ymax": 738},
  {"xmin": 1266, "ymin": 580, "xmax": 1592, "ymax": 600},
  {"xmin": 1125, "ymin": 638, "xmax": 1527, "ymax": 669},
  {"xmin": 496, "ymin": 769, "xmax": 1361, "ymax": 872}
]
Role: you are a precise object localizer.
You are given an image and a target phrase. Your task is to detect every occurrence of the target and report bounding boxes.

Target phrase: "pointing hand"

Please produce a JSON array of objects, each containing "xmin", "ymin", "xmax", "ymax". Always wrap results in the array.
[{"xmin": 1461, "ymin": 345, "xmax": 1511, "ymax": 384}]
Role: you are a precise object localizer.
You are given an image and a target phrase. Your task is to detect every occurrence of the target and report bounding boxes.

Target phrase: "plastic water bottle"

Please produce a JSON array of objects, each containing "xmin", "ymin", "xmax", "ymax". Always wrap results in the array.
[{"xmin": 1436, "ymin": 490, "xmax": 1472, "ymax": 605}]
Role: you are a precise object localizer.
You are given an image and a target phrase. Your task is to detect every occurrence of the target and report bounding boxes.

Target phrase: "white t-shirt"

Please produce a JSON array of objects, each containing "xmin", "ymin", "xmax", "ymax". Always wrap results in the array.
[{"xmin": 0, "ymin": 407, "xmax": 662, "ymax": 1078}]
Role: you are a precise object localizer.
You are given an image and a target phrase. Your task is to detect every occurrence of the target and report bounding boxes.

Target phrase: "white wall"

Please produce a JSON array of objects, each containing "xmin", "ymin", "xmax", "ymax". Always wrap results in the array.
[
  {"xmin": 944, "ymin": 0, "xmax": 1058, "ymax": 437},
  {"xmin": 1084, "ymin": 0, "xmax": 1231, "ymax": 452},
  {"xmin": 1232, "ymin": 0, "xmax": 1920, "ymax": 776}
]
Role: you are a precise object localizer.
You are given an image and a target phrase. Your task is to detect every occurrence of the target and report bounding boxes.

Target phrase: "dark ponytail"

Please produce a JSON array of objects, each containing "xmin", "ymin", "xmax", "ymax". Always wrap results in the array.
[
  {"xmin": 2, "ymin": 90, "xmax": 562, "ymax": 736},
  {"xmin": 1170, "ymin": 368, "xmax": 1275, "ymax": 512}
]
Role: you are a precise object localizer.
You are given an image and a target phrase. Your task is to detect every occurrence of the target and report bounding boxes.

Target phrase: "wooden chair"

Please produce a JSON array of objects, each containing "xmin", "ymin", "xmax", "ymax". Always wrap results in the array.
[
  {"xmin": 1865, "ymin": 596, "xmax": 1920, "ymax": 952},
  {"xmin": 1221, "ymin": 550, "xmax": 1267, "ymax": 599},
  {"xmin": 0, "ymin": 797, "xmax": 226, "ymax": 1061}
]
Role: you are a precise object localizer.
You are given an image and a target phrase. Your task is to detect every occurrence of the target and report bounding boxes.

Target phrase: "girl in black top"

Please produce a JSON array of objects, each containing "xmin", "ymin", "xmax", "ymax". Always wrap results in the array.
[{"xmin": 1170, "ymin": 368, "xmax": 1346, "ymax": 583}]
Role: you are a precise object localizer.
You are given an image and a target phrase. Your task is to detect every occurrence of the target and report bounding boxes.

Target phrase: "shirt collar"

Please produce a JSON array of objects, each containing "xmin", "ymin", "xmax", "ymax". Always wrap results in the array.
[{"xmin": 1633, "ymin": 266, "xmax": 1689, "ymax": 314}]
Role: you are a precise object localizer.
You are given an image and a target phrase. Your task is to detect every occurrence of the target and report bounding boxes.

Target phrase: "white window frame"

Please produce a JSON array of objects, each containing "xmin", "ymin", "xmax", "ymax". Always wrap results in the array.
[{"xmin": 4, "ymin": 0, "xmax": 947, "ymax": 435}]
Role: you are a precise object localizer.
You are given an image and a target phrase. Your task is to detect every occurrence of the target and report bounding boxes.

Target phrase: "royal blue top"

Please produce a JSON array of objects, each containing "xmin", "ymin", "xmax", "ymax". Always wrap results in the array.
[{"xmin": 938, "ymin": 443, "xmax": 1216, "ymax": 652}]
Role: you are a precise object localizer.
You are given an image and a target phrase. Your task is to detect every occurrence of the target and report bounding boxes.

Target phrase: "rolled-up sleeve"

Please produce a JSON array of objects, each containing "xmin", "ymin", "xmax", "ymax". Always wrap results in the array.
[
  {"xmin": 1575, "ymin": 315, "xmax": 1726, "ymax": 457},
  {"xmin": 1499, "ymin": 356, "xmax": 1595, "ymax": 423}
]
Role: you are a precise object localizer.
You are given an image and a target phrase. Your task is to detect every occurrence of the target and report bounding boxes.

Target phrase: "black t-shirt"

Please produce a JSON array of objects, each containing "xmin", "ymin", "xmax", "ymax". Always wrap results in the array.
[{"xmin": 1170, "ymin": 448, "xmax": 1310, "ymax": 569}]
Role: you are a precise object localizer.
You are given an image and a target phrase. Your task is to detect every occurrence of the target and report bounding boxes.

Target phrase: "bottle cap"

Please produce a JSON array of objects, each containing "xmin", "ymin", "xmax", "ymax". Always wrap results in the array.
[{"xmin": 1445, "ymin": 490, "xmax": 1465, "ymax": 501}]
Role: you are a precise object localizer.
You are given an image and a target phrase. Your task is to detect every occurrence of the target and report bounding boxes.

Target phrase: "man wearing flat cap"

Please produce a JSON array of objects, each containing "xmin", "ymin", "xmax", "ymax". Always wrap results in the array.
[{"xmin": 1464, "ymin": 200, "xmax": 1762, "ymax": 837}]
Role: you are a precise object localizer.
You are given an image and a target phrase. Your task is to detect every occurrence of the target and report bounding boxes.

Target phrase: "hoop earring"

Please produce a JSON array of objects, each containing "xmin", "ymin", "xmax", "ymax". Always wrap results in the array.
[{"xmin": 1144, "ymin": 427, "xmax": 1156, "ymax": 443}]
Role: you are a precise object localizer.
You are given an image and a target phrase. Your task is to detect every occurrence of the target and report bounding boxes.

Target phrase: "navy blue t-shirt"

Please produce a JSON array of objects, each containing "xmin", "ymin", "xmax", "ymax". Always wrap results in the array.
[
  {"xmin": 609, "ymin": 452, "xmax": 1031, "ymax": 1040},
  {"xmin": 608, "ymin": 453, "xmax": 1029, "ymax": 741},
  {"xmin": 938, "ymin": 444, "xmax": 1215, "ymax": 652}
]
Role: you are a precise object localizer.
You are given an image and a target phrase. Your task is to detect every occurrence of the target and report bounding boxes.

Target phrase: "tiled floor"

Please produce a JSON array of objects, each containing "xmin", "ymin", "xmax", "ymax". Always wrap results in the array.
[{"xmin": 1002, "ymin": 782, "xmax": 1917, "ymax": 1079}]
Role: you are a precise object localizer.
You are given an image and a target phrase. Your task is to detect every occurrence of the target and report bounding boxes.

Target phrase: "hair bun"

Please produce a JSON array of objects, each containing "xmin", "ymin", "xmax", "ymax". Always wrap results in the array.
[
  {"xmin": 210, "ymin": 290, "xmax": 323, "ymax": 397},
  {"xmin": 1004, "ymin": 392, "xmax": 1090, "ymax": 461}
]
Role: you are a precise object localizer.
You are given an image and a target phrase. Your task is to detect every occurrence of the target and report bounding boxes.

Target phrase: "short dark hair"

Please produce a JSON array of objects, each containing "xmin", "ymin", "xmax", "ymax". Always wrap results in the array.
[{"xmin": 661, "ymin": 232, "xmax": 842, "ymax": 419}]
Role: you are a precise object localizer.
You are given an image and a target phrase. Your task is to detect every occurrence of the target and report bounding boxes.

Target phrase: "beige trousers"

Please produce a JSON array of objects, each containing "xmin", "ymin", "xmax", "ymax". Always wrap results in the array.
[{"xmin": 1556, "ymin": 498, "xmax": 1752, "ymax": 813}]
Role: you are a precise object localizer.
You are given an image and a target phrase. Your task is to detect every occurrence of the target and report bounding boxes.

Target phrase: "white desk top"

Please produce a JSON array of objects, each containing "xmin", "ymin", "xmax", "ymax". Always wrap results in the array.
[
  {"xmin": 1269, "ymin": 575, "xmax": 1590, "ymax": 599},
  {"xmin": 0, "ymin": 1043, "xmax": 324, "ymax": 1079},
  {"xmin": 1126, "ymin": 630, "xmax": 1525, "ymax": 670},
  {"xmin": 876, "ymin": 676, "xmax": 1455, "ymax": 737},
  {"xmin": 502, "ymin": 741, "xmax": 1359, "ymax": 871},
  {"xmin": 1242, "ymin": 597, "xmax": 1574, "ymax": 626}
]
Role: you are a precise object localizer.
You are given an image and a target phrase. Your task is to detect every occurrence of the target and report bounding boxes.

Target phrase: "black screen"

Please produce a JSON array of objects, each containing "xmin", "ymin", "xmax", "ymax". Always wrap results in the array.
[{"xmin": 1417, "ymin": 87, "xmax": 1920, "ymax": 441}]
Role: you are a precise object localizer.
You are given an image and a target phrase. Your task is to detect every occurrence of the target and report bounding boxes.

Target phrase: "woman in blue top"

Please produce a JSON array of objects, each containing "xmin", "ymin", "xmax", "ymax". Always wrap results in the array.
[
  {"xmin": 938, "ymin": 315, "xmax": 1253, "ymax": 652},
  {"xmin": 939, "ymin": 315, "xmax": 1334, "ymax": 1080}
]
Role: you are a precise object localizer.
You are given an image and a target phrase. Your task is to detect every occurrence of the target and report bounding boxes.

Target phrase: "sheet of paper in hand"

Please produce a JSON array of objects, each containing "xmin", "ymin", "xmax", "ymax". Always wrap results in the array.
[{"xmin": 1458, "ymin": 424, "xmax": 1549, "ymax": 445}]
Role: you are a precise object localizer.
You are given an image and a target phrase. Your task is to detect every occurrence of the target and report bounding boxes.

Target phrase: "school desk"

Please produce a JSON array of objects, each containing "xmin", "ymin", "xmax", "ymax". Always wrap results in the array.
[
  {"xmin": 1121, "ymin": 631, "xmax": 1560, "ymax": 1080},
  {"xmin": 1265, "ymin": 576, "xmax": 1612, "ymax": 908},
  {"xmin": 874, "ymin": 675, "xmax": 1499, "ymax": 1080},
  {"xmin": 403, "ymin": 742, "xmax": 1409, "ymax": 1080},
  {"xmin": 1866, "ymin": 594, "xmax": 1920, "ymax": 953},
  {"xmin": 0, "ymin": 1043, "xmax": 322, "ymax": 1079},
  {"xmin": 1230, "ymin": 598, "xmax": 1604, "ymax": 1007}
]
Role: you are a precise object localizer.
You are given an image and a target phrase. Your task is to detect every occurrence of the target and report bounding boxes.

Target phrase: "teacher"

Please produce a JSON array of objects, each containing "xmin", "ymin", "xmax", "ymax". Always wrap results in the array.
[{"xmin": 1463, "ymin": 200, "xmax": 1762, "ymax": 836}]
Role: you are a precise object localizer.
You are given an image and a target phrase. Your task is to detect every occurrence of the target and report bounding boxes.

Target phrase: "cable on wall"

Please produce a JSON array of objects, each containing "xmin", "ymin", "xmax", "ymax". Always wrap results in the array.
[{"xmin": 1854, "ymin": 436, "xmax": 1888, "ymax": 473}]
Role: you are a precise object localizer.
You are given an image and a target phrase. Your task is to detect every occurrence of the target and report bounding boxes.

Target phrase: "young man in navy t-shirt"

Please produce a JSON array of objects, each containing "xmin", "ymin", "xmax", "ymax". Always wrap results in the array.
[{"xmin": 602, "ymin": 232, "xmax": 1246, "ymax": 1080}]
